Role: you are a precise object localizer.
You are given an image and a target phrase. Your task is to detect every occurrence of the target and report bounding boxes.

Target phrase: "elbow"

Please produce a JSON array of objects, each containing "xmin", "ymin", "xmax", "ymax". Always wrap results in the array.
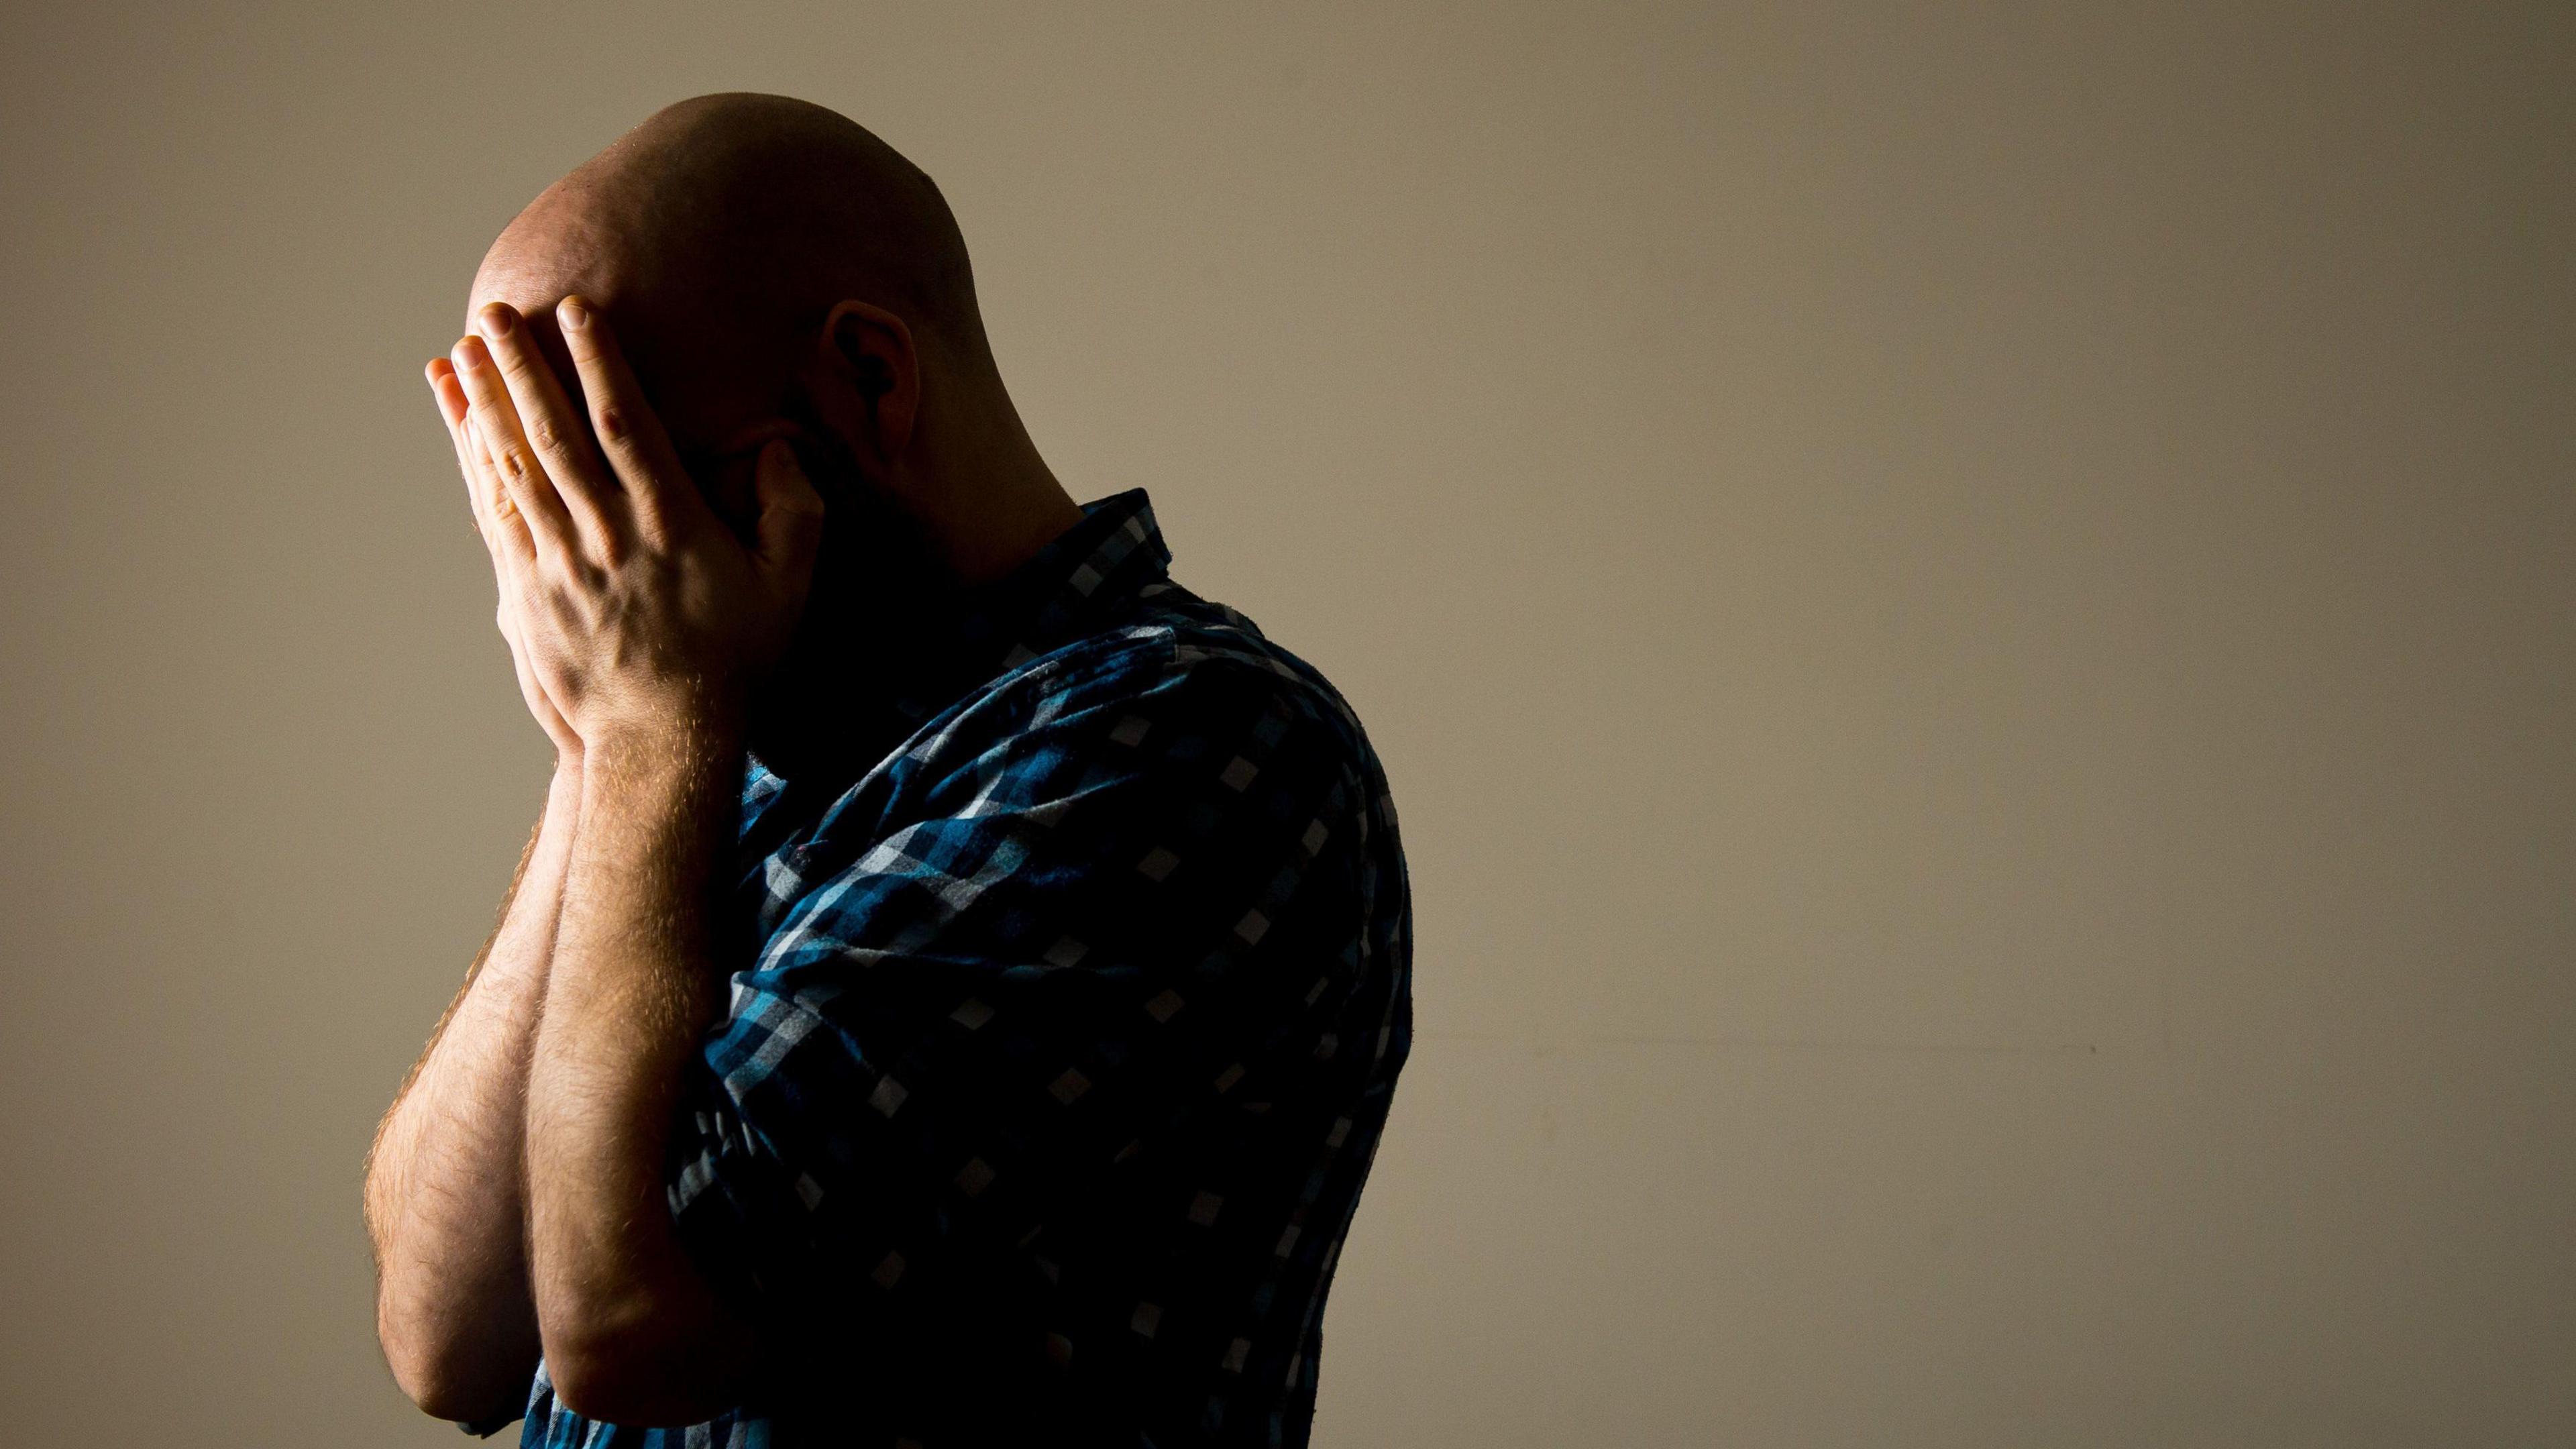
[
  {"xmin": 537, "ymin": 1291, "xmax": 753, "ymax": 1428},
  {"xmin": 539, "ymin": 1328, "xmax": 707, "ymax": 1428},
  {"xmin": 382, "ymin": 1332, "xmax": 531, "ymax": 1426},
  {"xmin": 376, "ymin": 1297, "xmax": 536, "ymax": 1426},
  {"xmin": 539, "ymin": 1336, "xmax": 657, "ymax": 1426}
]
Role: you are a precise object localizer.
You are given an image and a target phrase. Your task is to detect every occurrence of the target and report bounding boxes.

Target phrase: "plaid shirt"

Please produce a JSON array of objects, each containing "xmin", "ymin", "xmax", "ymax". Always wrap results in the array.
[{"xmin": 486, "ymin": 488, "xmax": 1413, "ymax": 1448}]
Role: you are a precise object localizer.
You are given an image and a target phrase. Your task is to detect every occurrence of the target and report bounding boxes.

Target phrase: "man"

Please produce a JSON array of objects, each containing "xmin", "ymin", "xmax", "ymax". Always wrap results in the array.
[{"xmin": 361, "ymin": 93, "xmax": 1412, "ymax": 1449}]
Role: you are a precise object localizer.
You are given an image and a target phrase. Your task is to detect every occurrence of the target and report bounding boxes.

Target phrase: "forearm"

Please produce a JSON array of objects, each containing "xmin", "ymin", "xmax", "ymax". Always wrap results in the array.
[
  {"xmin": 436, "ymin": 293, "xmax": 817, "ymax": 1424},
  {"xmin": 524, "ymin": 729, "xmax": 754, "ymax": 1424},
  {"xmin": 364, "ymin": 760, "xmax": 581, "ymax": 1419}
]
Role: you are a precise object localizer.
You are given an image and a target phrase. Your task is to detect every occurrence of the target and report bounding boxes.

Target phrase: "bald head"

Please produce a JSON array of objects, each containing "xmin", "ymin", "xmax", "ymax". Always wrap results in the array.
[
  {"xmin": 460, "ymin": 94, "xmax": 1086, "ymax": 568},
  {"xmin": 475, "ymin": 93, "xmax": 986, "ymax": 371},
  {"xmin": 453, "ymin": 95, "xmax": 1080, "ymax": 759}
]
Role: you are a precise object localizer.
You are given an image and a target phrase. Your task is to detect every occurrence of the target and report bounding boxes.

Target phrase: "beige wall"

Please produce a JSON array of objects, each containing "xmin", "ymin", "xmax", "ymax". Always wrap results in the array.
[{"xmin": 3, "ymin": 3, "xmax": 2569, "ymax": 1444}]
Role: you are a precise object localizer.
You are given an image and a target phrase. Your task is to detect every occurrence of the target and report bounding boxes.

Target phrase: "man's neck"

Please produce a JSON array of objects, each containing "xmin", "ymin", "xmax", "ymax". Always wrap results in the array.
[
  {"xmin": 906, "ymin": 380, "xmax": 1087, "ymax": 587},
  {"xmin": 930, "ymin": 471, "xmax": 1086, "ymax": 587}
]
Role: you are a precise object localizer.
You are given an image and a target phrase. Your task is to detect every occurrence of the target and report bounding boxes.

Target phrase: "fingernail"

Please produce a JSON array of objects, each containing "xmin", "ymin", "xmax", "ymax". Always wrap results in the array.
[
  {"xmin": 476, "ymin": 303, "xmax": 514, "ymax": 339},
  {"xmin": 557, "ymin": 296, "xmax": 590, "ymax": 330}
]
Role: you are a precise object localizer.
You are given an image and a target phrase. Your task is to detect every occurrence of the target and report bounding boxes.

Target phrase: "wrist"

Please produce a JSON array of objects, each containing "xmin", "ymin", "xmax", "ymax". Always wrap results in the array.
[
  {"xmin": 542, "ymin": 755, "xmax": 586, "ymax": 826},
  {"xmin": 582, "ymin": 718, "xmax": 741, "ymax": 804},
  {"xmin": 584, "ymin": 690, "xmax": 741, "ymax": 761}
]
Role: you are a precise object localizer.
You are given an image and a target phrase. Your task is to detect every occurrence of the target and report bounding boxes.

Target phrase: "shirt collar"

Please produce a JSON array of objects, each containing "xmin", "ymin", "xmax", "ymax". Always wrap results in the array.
[
  {"xmin": 884, "ymin": 486, "xmax": 1173, "ymax": 724},
  {"xmin": 743, "ymin": 487, "xmax": 1173, "ymax": 805}
]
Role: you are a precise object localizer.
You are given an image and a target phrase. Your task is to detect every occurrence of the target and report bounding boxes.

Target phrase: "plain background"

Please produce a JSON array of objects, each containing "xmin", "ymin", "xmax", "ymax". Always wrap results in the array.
[{"xmin": 2, "ymin": 3, "xmax": 2569, "ymax": 1444}]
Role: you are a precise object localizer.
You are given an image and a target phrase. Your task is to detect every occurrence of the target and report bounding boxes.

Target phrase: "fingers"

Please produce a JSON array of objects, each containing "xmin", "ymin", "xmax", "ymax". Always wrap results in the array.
[
  {"xmin": 449, "ymin": 330, "xmax": 576, "ymax": 567},
  {"xmin": 427, "ymin": 358, "xmax": 535, "ymax": 568},
  {"xmin": 554, "ymin": 296, "xmax": 702, "ymax": 540},
  {"xmin": 431, "ymin": 357, "xmax": 555, "ymax": 735},
  {"xmin": 752, "ymin": 439, "xmax": 827, "ymax": 600},
  {"xmin": 426, "ymin": 358, "xmax": 484, "ymax": 537},
  {"xmin": 470, "ymin": 303, "xmax": 621, "ymax": 545},
  {"xmin": 468, "ymin": 415, "xmax": 544, "ymax": 570}
]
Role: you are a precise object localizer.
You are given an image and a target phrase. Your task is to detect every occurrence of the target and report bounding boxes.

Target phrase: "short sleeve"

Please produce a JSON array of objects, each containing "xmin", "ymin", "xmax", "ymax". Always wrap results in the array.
[{"xmin": 661, "ymin": 646, "xmax": 1371, "ymax": 1368}]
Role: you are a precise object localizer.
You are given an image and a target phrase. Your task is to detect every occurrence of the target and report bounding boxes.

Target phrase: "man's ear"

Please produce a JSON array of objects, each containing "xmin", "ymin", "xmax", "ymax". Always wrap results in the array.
[{"xmin": 816, "ymin": 299, "xmax": 920, "ymax": 464}]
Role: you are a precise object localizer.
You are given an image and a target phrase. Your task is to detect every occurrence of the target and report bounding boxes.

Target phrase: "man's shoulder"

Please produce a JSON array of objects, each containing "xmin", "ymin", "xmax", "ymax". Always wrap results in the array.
[{"xmin": 971, "ymin": 583, "xmax": 1379, "ymax": 774}]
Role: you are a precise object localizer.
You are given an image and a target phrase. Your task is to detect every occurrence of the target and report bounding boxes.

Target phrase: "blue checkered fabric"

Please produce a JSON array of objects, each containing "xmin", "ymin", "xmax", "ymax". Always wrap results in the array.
[{"xmin": 491, "ymin": 488, "xmax": 1413, "ymax": 1448}]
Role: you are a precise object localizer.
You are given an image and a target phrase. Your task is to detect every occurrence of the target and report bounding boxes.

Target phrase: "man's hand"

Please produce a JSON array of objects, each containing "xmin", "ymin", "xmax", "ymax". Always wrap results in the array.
[
  {"xmin": 443, "ymin": 297, "xmax": 824, "ymax": 755},
  {"xmin": 427, "ymin": 352, "xmax": 580, "ymax": 761},
  {"xmin": 433, "ymin": 294, "xmax": 798, "ymax": 1424}
]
